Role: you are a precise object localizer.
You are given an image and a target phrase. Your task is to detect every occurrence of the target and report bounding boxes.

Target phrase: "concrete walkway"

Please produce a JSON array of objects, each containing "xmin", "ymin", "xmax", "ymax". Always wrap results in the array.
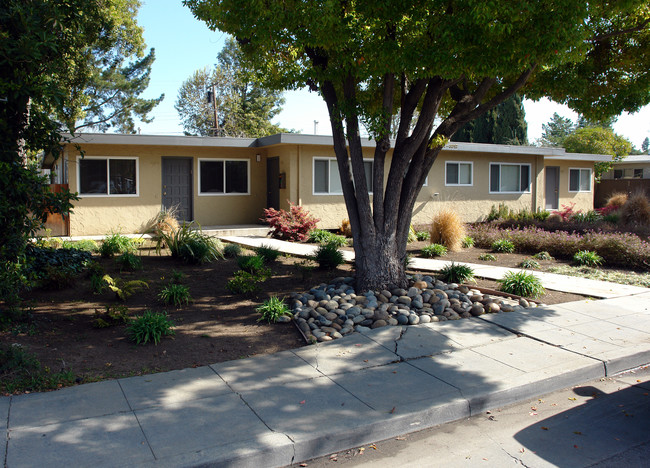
[
  {"xmin": 220, "ymin": 235, "xmax": 649, "ymax": 299},
  {"xmin": 2, "ymin": 238, "xmax": 650, "ymax": 467}
]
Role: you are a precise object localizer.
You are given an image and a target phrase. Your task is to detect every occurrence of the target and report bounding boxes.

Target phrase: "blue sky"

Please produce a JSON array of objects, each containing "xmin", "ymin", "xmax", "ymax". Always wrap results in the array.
[{"xmin": 135, "ymin": 0, "xmax": 649, "ymax": 148}]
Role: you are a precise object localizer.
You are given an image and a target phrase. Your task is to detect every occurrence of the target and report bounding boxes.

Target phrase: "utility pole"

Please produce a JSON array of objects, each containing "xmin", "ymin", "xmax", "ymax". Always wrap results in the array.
[{"xmin": 207, "ymin": 85, "xmax": 219, "ymax": 137}]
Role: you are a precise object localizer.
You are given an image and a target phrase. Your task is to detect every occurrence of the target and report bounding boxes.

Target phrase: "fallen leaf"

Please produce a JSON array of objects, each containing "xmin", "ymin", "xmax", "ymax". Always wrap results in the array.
[
  {"xmin": 519, "ymin": 448, "xmax": 525, "ymax": 453},
  {"xmin": 529, "ymin": 412, "xmax": 538, "ymax": 416},
  {"xmin": 396, "ymin": 436, "xmax": 406, "ymax": 440},
  {"xmin": 574, "ymin": 445, "xmax": 579, "ymax": 449},
  {"xmin": 531, "ymin": 406, "xmax": 537, "ymax": 411},
  {"xmin": 355, "ymin": 344, "xmax": 362, "ymax": 347},
  {"xmin": 363, "ymin": 359, "xmax": 368, "ymax": 362},
  {"xmin": 541, "ymin": 426, "xmax": 549, "ymax": 431},
  {"xmin": 369, "ymin": 444, "xmax": 377, "ymax": 450},
  {"xmin": 568, "ymin": 397, "xmax": 577, "ymax": 401},
  {"xmin": 389, "ymin": 407, "xmax": 396, "ymax": 414},
  {"xmin": 574, "ymin": 431, "xmax": 582, "ymax": 435},
  {"xmin": 300, "ymin": 464, "xmax": 307, "ymax": 467},
  {"xmin": 299, "ymin": 400, "xmax": 306, "ymax": 405},
  {"xmin": 359, "ymin": 447, "xmax": 365, "ymax": 454}
]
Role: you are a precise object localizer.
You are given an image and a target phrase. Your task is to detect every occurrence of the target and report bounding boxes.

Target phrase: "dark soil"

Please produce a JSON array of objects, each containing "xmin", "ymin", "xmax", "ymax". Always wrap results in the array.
[{"xmin": 1, "ymin": 242, "xmax": 593, "ymax": 392}]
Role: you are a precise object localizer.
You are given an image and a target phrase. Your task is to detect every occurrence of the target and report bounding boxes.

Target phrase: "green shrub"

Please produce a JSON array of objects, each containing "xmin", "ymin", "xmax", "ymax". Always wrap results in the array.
[
  {"xmin": 421, "ymin": 243, "xmax": 447, "ymax": 258},
  {"xmin": 573, "ymin": 250, "xmax": 603, "ymax": 267},
  {"xmin": 491, "ymin": 239, "xmax": 515, "ymax": 253},
  {"xmin": 223, "ymin": 243, "xmax": 242, "ymax": 258},
  {"xmin": 227, "ymin": 270, "xmax": 264, "ymax": 294},
  {"xmin": 314, "ymin": 242, "xmax": 345, "ymax": 269},
  {"xmin": 461, "ymin": 236, "xmax": 475, "ymax": 248},
  {"xmin": 0, "ymin": 344, "xmax": 75, "ymax": 393},
  {"xmin": 24, "ymin": 245, "xmax": 93, "ymax": 289},
  {"xmin": 571, "ymin": 210, "xmax": 602, "ymax": 223},
  {"xmin": 160, "ymin": 223, "xmax": 224, "ymax": 264},
  {"xmin": 170, "ymin": 270, "xmax": 186, "ymax": 284},
  {"xmin": 415, "ymin": 230, "xmax": 430, "ymax": 241},
  {"xmin": 519, "ymin": 258, "xmax": 541, "ymax": 269},
  {"xmin": 308, "ymin": 229, "xmax": 348, "ymax": 247},
  {"xmin": 254, "ymin": 244, "xmax": 281, "ymax": 263},
  {"xmin": 159, "ymin": 284, "xmax": 192, "ymax": 307},
  {"xmin": 116, "ymin": 252, "xmax": 142, "ymax": 271},
  {"xmin": 127, "ymin": 310, "xmax": 175, "ymax": 345},
  {"xmin": 62, "ymin": 239, "xmax": 98, "ymax": 252},
  {"xmin": 93, "ymin": 305, "xmax": 131, "ymax": 328},
  {"xmin": 438, "ymin": 262, "xmax": 475, "ymax": 284},
  {"xmin": 237, "ymin": 255, "xmax": 266, "ymax": 273},
  {"xmin": 533, "ymin": 251, "xmax": 553, "ymax": 260},
  {"xmin": 486, "ymin": 203, "xmax": 513, "ymax": 222},
  {"xmin": 99, "ymin": 232, "xmax": 136, "ymax": 258},
  {"xmin": 256, "ymin": 296, "xmax": 291, "ymax": 323},
  {"xmin": 102, "ymin": 274, "xmax": 148, "ymax": 301},
  {"xmin": 498, "ymin": 271, "xmax": 545, "ymax": 298},
  {"xmin": 478, "ymin": 253, "xmax": 497, "ymax": 261}
]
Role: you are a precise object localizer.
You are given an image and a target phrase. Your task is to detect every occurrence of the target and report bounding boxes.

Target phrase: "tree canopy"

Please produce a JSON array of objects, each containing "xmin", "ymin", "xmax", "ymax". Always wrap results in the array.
[
  {"xmin": 185, "ymin": 0, "xmax": 650, "ymax": 290},
  {"xmin": 563, "ymin": 126, "xmax": 633, "ymax": 177},
  {"xmin": 538, "ymin": 113, "xmax": 576, "ymax": 147},
  {"xmin": 175, "ymin": 38, "xmax": 285, "ymax": 137}
]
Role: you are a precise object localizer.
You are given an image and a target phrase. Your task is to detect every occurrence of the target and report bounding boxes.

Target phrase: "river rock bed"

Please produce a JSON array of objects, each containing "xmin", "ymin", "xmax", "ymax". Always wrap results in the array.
[{"xmin": 288, "ymin": 274, "xmax": 544, "ymax": 343}]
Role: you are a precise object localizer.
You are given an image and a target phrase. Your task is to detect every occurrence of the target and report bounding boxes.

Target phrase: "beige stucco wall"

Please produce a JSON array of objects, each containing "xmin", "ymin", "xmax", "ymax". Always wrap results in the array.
[{"xmin": 66, "ymin": 143, "xmax": 266, "ymax": 236}]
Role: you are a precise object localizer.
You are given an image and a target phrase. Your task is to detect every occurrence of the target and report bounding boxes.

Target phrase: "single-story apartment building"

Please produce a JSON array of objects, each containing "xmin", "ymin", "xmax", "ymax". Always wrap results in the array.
[
  {"xmin": 595, "ymin": 155, "xmax": 650, "ymax": 207},
  {"xmin": 43, "ymin": 133, "xmax": 610, "ymax": 236}
]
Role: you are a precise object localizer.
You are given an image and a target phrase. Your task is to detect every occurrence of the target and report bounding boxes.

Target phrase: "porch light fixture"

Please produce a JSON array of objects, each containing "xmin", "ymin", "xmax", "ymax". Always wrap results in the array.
[{"xmin": 256, "ymin": 154, "xmax": 261, "ymax": 162}]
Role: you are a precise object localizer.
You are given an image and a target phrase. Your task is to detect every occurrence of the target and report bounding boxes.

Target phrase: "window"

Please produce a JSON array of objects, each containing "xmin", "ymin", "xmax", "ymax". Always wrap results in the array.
[
  {"xmin": 199, "ymin": 159, "xmax": 249, "ymax": 194},
  {"xmin": 569, "ymin": 168, "xmax": 591, "ymax": 192},
  {"xmin": 489, "ymin": 163, "xmax": 531, "ymax": 193},
  {"xmin": 634, "ymin": 168, "xmax": 644, "ymax": 179},
  {"xmin": 445, "ymin": 161, "xmax": 473, "ymax": 186},
  {"xmin": 78, "ymin": 157, "xmax": 137, "ymax": 196},
  {"xmin": 313, "ymin": 157, "xmax": 373, "ymax": 194}
]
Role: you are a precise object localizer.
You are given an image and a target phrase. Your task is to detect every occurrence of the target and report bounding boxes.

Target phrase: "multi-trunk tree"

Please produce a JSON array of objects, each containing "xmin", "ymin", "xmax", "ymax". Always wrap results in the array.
[{"xmin": 185, "ymin": 0, "xmax": 650, "ymax": 291}]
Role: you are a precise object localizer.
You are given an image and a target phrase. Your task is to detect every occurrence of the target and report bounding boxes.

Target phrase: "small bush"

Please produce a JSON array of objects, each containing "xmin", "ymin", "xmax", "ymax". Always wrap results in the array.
[
  {"xmin": 127, "ymin": 310, "xmax": 175, "ymax": 345},
  {"xmin": 314, "ymin": 242, "xmax": 345, "ymax": 269},
  {"xmin": 93, "ymin": 305, "xmax": 131, "ymax": 328},
  {"xmin": 573, "ymin": 250, "xmax": 603, "ymax": 267},
  {"xmin": 415, "ymin": 231, "xmax": 430, "ymax": 241},
  {"xmin": 438, "ymin": 262, "xmax": 475, "ymax": 284},
  {"xmin": 223, "ymin": 243, "xmax": 242, "ymax": 258},
  {"xmin": 519, "ymin": 258, "xmax": 541, "ymax": 269},
  {"xmin": 102, "ymin": 274, "xmax": 148, "ymax": 301},
  {"xmin": 605, "ymin": 192, "xmax": 628, "ymax": 209},
  {"xmin": 556, "ymin": 202, "xmax": 579, "ymax": 222},
  {"xmin": 486, "ymin": 203, "xmax": 513, "ymax": 222},
  {"xmin": 546, "ymin": 213, "xmax": 563, "ymax": 224},
  {"xmin": 116, "ymin": 252, "xmax": 142, "ymax": 271},
  {"xmin": 308, "ymin": 229, "xmax": 347, "ymax": 247},
  {"xmin": 99, "ymin": 232, "xmax": 136, "ymax": 258},
  {"xmin": 339, "ymin": 218, "xmax": 352, "ymax": 237},
  {"xmin": 533, "ymin": 251, "xmax": 553, "ymax": 260},
  {"xmin": 227, "ymin": 270, "xmax": 264, "ymax": 294},
  {"xmin": 170, "ymin": 270, "xmax": 186, "ymax": 284},
  {"xmin": 620, "ymin": 192, "xmax": 650, "ymax": 227},
  {"xmin": 430, "ymin": 209, "xmax": 465, "ymax": 251},
  {"xmin": 491, "ymin": 239, "xmax": 515, "ymax": 253},
  {"xmin": 256, "ymin": 296, "xmax": 291, "ymax": 323},
  {"xmin": 62, "ymin": 239, "xmax": 98, "ymax": 252},
  {"xmin": 262, "ymin": 202, "xmax": 319, "ymax": 242},
  {"xmin": 161, "ymin": 223, "xmax": 224, "ymax": 264},
  {"xmin": 237, "ymin": 255, "xmax": 266, "ymax": 273},
  {"xmin": 478, "ymin": 253, "xmax": 497, "ymax": 261},
  {"xmin": 461, "ymin": 236, "xmax": 474, "ymax": 248},
  {"xmin": 421, "ymin": 243, "xmax": 447, "ymax": 258},
  {"xmin": 159, "ymin": 284, "xmax": 192, "ymax": 307},
  {"xmin": 498, "ymin": 271, "xmax": 545, "ymax": 298},
  {"xmin": 571, "ymin": 210, "xmax": 602, "ymax": 223},
  {"xmin": 254, "ymin": 244, "xmax": 281, "ymax": 263}
]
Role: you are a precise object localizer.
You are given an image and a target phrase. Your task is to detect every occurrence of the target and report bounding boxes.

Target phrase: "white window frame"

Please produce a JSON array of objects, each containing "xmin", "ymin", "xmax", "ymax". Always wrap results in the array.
[
  {"xmin": 568, "ymin": 167, "xmax": 592, "ymax": 193},
  {"xmin": 77, "ymin": 156, "xmax": 139, "ymax": 197},
  {"xmin": 313, "ymin": 157, "xmax": 374, "ymax": 195},
  {"xmin": 444, "ymin": 161, "xmax": 473, "ymax": 186},
  {"xmin": 198, "ymin": 158, "xmax": 250, "ymax": 196},
  {"xmin": 489, "ymin": 162, "xmax": 531, "ymax": 194}
]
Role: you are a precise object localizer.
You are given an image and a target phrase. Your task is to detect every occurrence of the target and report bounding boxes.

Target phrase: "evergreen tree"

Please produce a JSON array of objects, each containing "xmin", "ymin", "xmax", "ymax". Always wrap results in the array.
[
  {"xmin": 538, "ymin": 113, "xmax": 575, "ymax": 147},
  {"xmin": 642, "ymin": 137, "xmax": 649, "ymax": 154},
  {"xmin": 176, "ymin": 38, "xmax": 286, "ymax": 137},
  {"xmin": 451, "ymin": 94, "xmax": 527, "ymax": 144}
]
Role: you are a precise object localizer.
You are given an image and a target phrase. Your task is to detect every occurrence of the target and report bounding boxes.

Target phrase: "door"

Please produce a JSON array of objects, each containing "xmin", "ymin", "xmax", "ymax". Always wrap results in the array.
[
  {"xmin": 266, "ymin": 156, "xmax": 280, "ymax": 210},
  {"xmin": 545, "ymin": 166, "xmax": 560, "ymax": 210},
  {"xmin": 162, "ymin": 157, "xmax": 193, "ymax": 222}
]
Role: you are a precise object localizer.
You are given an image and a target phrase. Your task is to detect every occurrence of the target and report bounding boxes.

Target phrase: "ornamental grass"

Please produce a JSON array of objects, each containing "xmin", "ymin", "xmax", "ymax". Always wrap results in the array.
[{"xmin": 430, "ymin": 209, "xmax": 465, "ymax": 252}]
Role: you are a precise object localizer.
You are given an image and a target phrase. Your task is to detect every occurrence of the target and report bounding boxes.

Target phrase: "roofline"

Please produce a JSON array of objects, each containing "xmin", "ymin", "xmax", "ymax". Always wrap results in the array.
[
  {"xmin": 544, "ymin": 153, "xmax": 613, "ymax": 162},
  {"xmin": 63, "ymin": 132, "xmax": 570, "ymax": 157}
]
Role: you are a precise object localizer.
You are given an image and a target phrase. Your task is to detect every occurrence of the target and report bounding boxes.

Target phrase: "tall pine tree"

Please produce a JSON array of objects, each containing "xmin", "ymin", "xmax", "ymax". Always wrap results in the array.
[{"xmin": 452, "ymin": 94, "xmax": 528, "ymax": 145}]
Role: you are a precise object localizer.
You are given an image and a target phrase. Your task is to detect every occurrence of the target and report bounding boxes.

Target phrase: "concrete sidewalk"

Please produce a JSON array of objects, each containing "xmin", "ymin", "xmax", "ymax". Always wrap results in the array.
[{"xmin": 2, "ymin": 237, "xmax": 649, "ymax": 467}]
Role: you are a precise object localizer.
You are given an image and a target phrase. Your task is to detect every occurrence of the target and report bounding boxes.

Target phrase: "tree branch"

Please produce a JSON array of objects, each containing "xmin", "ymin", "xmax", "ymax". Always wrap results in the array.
[{"xmin": 592, "ymin": 18, "xmax": 650, "ymax": 42}]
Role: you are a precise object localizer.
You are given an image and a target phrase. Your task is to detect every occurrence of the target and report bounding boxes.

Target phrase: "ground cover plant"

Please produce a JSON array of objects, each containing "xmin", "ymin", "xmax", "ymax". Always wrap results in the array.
[
  {"xmin": 438, "ymin": 263, "xmax": 475, "ymax": 284},
  {"xmin": 99, "ymin": 232, "xmax": 137, "ymax": 258},
  {"xmin": 159, "ymin": 284, "xmax": 192, "ymax": 307},
  {"xmin": 573, "ymin": 250, "xmax": 604, "ymax": 267},
  {"xmin": 308, "ymin": 229, "xmax": 348, "ymax": 247},
  {"xmin": 421, "ymin": 243, "xmax": 447, "ymax": 258},
  {"xmin": 256, "ymin": 296, "xmax": 290, "ymax": 323},
  {"xmin": 498, "ymin": 271, "xmax": 545, "ymax": 299},
  {"xmin": 127, "ymin": 310, "xmax": 175, "ymax": 345}
]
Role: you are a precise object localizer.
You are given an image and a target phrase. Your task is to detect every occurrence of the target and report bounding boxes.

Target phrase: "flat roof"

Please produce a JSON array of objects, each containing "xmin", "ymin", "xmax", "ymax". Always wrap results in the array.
[
  {"xmin": 615, "ymin": 155, "xmax": 650, "ymax": 164},
  {"xmin": 63, "ymin": 132, "xmax": 576, "ymax": 157}
]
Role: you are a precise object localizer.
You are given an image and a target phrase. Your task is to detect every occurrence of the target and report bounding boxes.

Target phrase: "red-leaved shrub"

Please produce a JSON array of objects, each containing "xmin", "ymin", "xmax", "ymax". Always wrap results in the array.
[{"xmin": 262, "ymin": 202, "xmax": 319, "ymax": 242}]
